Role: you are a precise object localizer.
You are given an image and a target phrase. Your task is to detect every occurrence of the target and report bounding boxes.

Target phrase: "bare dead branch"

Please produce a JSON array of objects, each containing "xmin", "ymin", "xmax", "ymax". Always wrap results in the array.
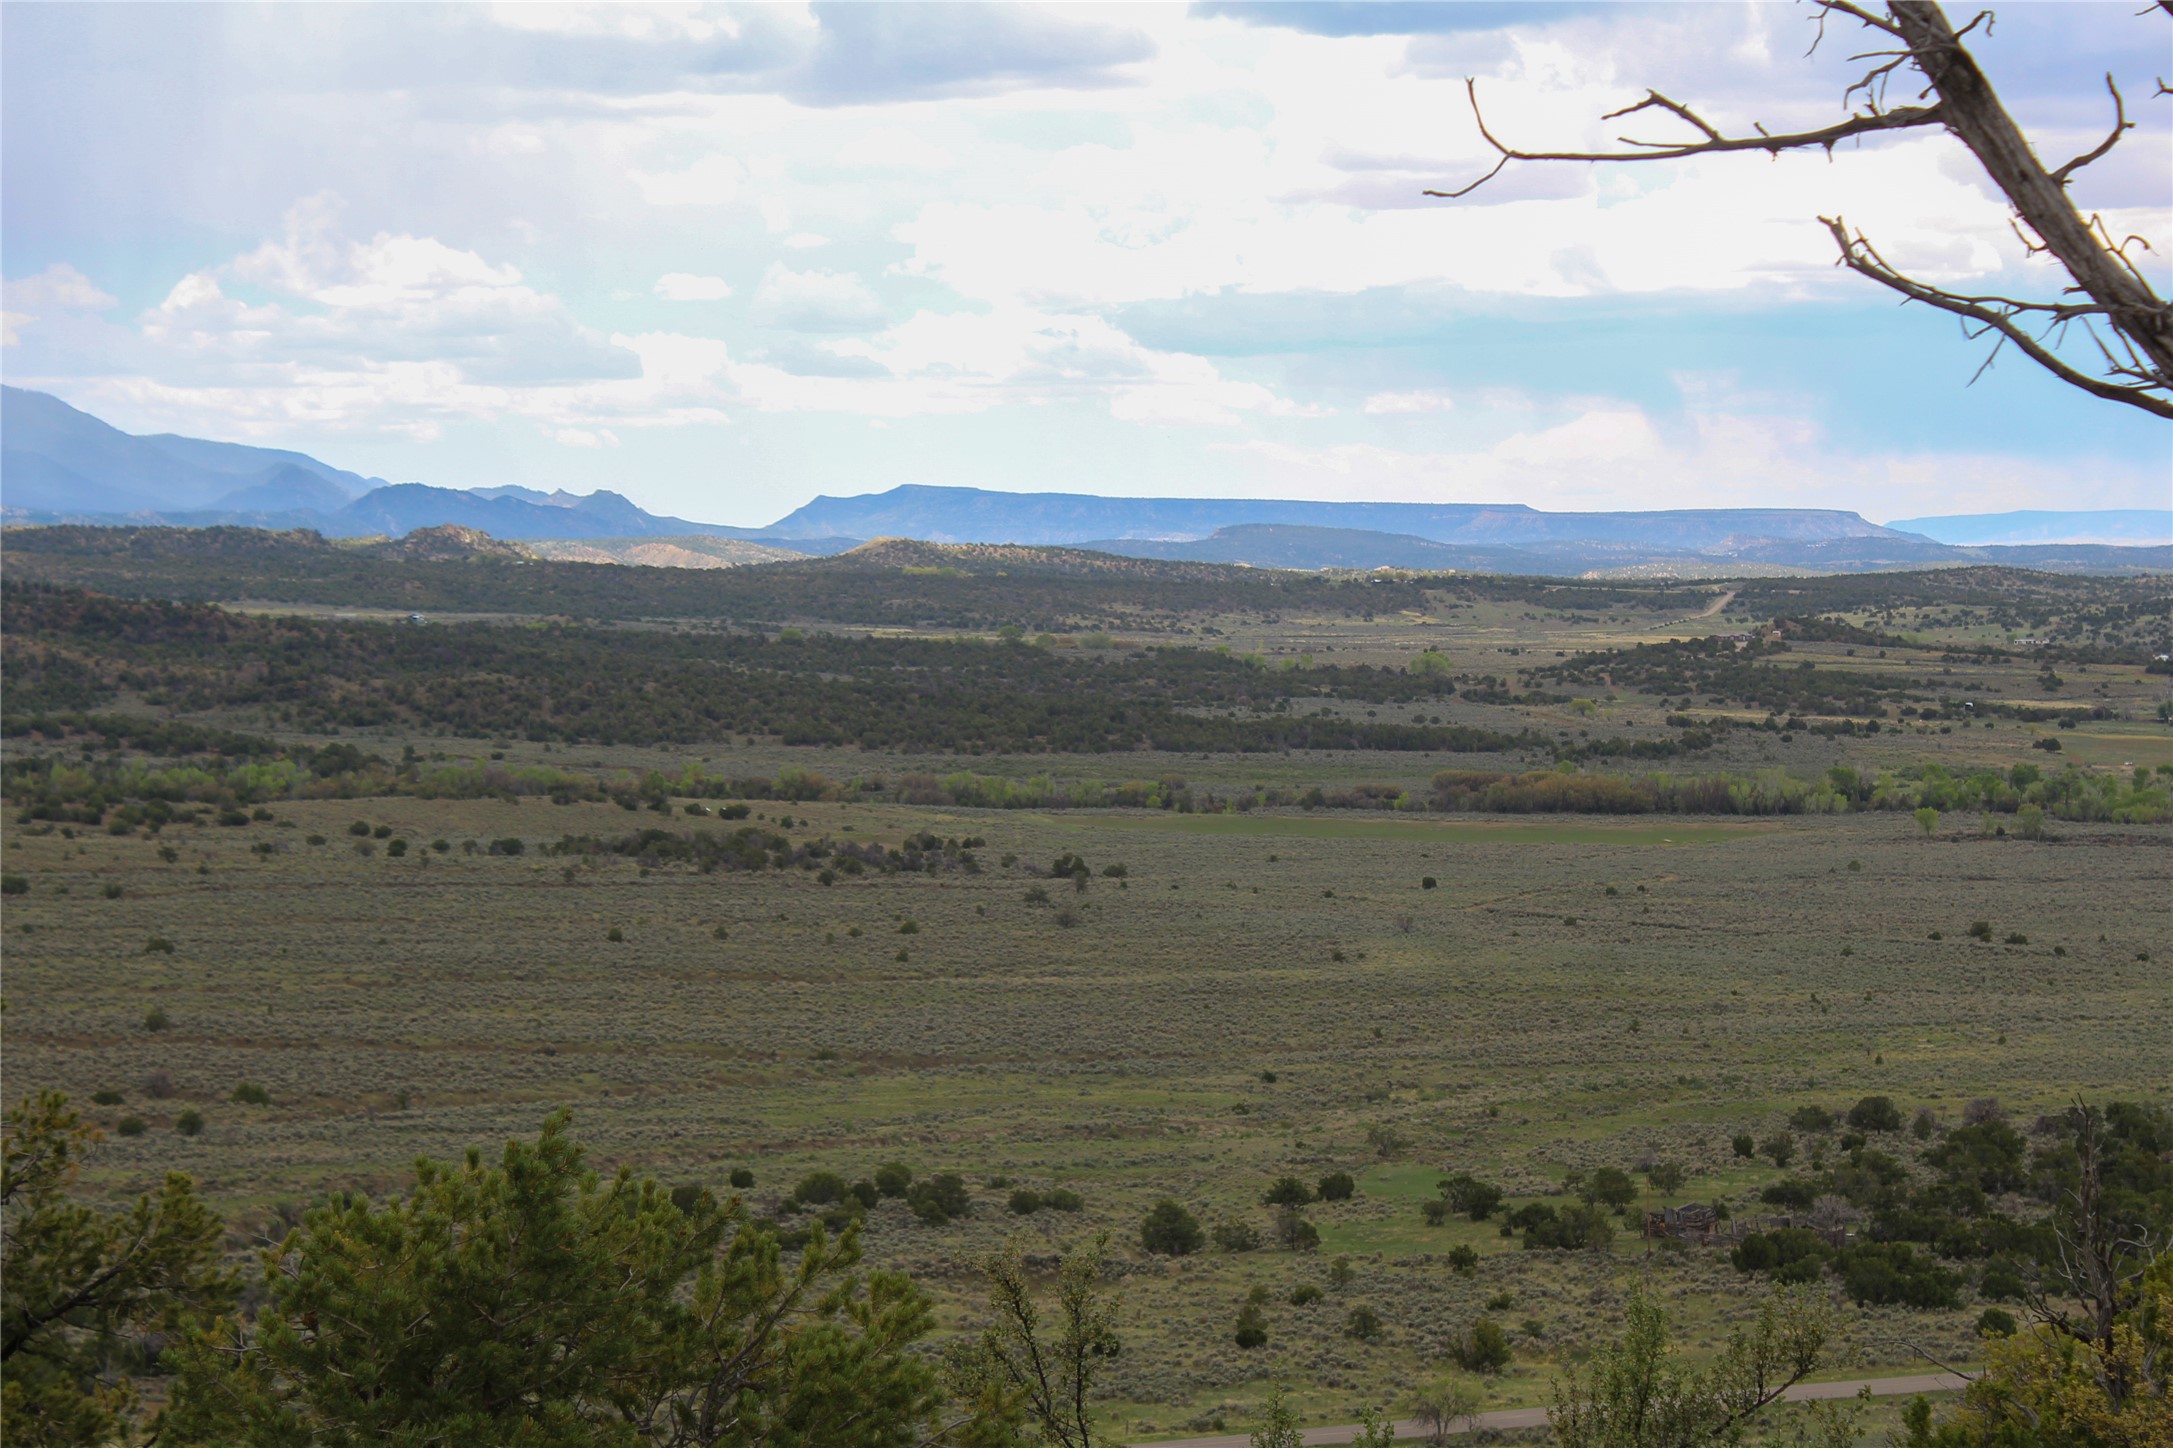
[
  {"xmin": 1425, "ymin": 78, "xmax": 1943, "ymax": 200},
  {"xmin": 1822, "ymin": 216, "xmax": 2173, "ymax": 418},
  {"xmin": 1816, "ymin": 1, "xmax": 1906, "ymax": 39},
  {"xmin": 1430, "ymin": 1, "xmax": 2173, "ymax": 416},
  {"xmin": 2050, "ymin": 75, "xmax": 2133, "ymax": 184}
]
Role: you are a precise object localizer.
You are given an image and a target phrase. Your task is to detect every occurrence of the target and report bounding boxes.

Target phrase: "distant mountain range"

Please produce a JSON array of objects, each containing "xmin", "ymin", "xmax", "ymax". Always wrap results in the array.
[
  {"xmin": 3, "ymin": 386, "xmax": 2165, "ymax": 576},
  {"xmin": 0, "ymin": 387, "xmax": 852, "ymax": 552}
]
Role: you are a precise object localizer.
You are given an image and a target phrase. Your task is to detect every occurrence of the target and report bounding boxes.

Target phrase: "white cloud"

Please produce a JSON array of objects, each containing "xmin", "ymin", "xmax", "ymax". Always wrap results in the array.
[
  {"xmin": 654, "ymin": 272, "xmax": 734, "ymax": 301},
  {"xmin": 751, "ymin": 265, "xmax": 886, "ymax": 332},
  {"xmin": 2, "ymin": 263, "xmax": 119, "ymax": 345},
  {"xmin": 552, "ymin": 426, "xmax": 620, "ymax": 447},
  {"xmin": 1362, "ymin": 390, "xmax": 1456, "ymax": 415},
  {"xmin": 631, "ymin": 154, "xmax": 745, "ymax": 207},
  {"xmin": 4, "ymin": 262, "xmax": 118, "ymax": 312}
]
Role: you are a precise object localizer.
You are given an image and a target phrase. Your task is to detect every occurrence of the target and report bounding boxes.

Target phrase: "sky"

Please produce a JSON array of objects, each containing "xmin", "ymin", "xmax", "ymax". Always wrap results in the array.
[{"xmin": 3, "ymin": 0, "xmax": 2167, "ymax": 528}]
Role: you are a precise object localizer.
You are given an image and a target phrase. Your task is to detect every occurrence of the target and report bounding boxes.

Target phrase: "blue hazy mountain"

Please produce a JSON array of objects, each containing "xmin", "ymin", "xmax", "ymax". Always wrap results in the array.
[
  {"xmin": 769, "ymin": 483, "xmax": 1910, "ymax": 551},
  {"xmin": 3, "ymin": 388, "xmax": 2163, "ymax": 573},
  {"xmin": 1884, "ymin": 509, "xmax": 2172, "ymax": 546},
  {"xmin": 0, "ymin": 387, "xmax": 845, "ymax": 548},
  {"xmin": 2, "ymin": 385, "xmax": 380, "ymax": 514}
]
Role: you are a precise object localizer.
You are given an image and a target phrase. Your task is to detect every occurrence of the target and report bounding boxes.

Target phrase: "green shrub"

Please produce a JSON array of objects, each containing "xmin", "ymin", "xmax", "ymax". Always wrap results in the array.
[
  {"xmin": 1006, "ymin": 1188, "xmax": 1042, "ymax": 1215},
  {"xmin": 175, "ymin": 1109, "xmax": 205, "ymax": 1137},
  {"xmin": 1847, "ymin": 1095, "xmax": 1903, "ymax": 1132},
  {"xmin": 348, "ymin": 820, "xmax": 372, "ymax": 836},
  {"xmin": 1440, "ymin": 1175, "xmax": 1504, "ymax": 1220},
  {"xmin": 90, "ymin": 1089, "xmax": 124, "ymax": 1106},
  {"xmin": 1317, "ymin": 1171, "xmax": 1356, "ymax": 1201},
  {"xmin": 1420, "ymin": 1200, "xmax": 1450, "ymax": 1226},
  {"xmin": 1141, "ymin": 1200, "xmax": 1204, "ymax": 1256},
  {"xmin": 1450, "ymin": 1317, "xmax": 1511, "ymax": 1373},
  {"xmin": 1447, "ymin": 1245, "xmax": 1479, "ymax": 1273},
  {"xmin": 1289, "ymin": 1284, "xmax": 1323, "ymax": 1306},
  {"xmin": 1263, "ymin": 1175, "xmax": 1314, "ymax": 1207},
  {"xmin": 1789, "ymin": 1105, "xmax": 1835, "ymax": 1133},
  {"xmin": 728, "ymin": 1168, "xmax": 755, "ymax": 1189},
  {"xmin": 906, "ymin": 1173, "xmax": 971, "ymax": 1225},
  {"xmin": 116, "ymin": 1116, "xmax": 146, "ymax": 1137},
  {"xmin": 386, "ymin": 837, "xmax": 409, "ymax": 857},
  {"xmin": 1976, "ymin": 1307, "xmax": 2018, "ymax": 1337},
  {"xmin": 1731, "ymin": 1132, "xmax": 1756, "ymax": 1158},
  {"xmin": 874, "ymin": 1162, "xmax": 914, "ymax": 1198},
  {"xmin": 1345, "ymin": 1306, "xmax": 1383, "ymax": 1342},
  {"xmin": 1233, "ymin": 1304, "xmax": 1268, "ymax": 1349},
  {"xmin": 1212, "ymin": 1222, "xmax": 1260, "ymax": 1252},
  {"xmin": 0, "ymin": 874, "xmax": 26, "ymax": 895},
  {"xmin": 142, "ymin": 937, "xmax": 175, "ymax": 956},
  {"xmin": 792, "ymin": 1170, "xmax": 849, "ymax": 1206},
  {"xmin": 143, "ymin": 1007, "xmax": 170, "ymax": 1031},
  {"xmin": 1045, "ymin": 1187, "xmax": 1083, "ymax": 1212},
  {"xmin": 230, "ymin": 1082, "xmax": 271, "ymax": 1106}
]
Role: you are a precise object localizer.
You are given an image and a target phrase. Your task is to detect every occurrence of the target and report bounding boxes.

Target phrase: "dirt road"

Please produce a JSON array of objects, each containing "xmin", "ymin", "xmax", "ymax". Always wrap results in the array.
[{"xmin": 1130, "ymin": 1371, "xmax": 1970, "ymax": 1447}]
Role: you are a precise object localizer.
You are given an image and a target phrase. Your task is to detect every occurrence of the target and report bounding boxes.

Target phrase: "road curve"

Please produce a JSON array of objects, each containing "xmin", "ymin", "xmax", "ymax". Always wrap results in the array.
[{"xmin": 1128, "ymin": 1371, "xmax": 1971, "ymax": 1447}]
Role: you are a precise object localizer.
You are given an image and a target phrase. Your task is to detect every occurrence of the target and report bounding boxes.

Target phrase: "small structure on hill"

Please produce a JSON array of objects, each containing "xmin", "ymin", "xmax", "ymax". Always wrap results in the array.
[{"xmin": 1643, "ymin": 1202, "xmax": 1721, "ymax": 1243}]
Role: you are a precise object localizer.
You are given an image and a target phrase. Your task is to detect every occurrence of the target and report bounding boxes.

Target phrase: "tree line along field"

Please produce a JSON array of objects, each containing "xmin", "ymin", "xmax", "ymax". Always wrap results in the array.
[{"xmin": 2, "ymin": 528, "xmax": 2169, "ymax": 1441}]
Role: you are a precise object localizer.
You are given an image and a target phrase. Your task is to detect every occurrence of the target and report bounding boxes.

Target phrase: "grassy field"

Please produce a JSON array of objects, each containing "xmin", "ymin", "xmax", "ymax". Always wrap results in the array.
[
  {"xmin": 6, "ymin": 785, "xmax": 2164, "ymax": 1437},
  {"xmin": 3, "ymin": 548, "xmax": 2166, "ymax": 1441}
]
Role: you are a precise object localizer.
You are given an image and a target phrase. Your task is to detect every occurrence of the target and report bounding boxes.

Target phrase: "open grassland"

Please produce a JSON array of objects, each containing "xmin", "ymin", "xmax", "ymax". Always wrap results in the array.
[
  {"xmin": 3, "ymin": 538, "xmax": 2166, "ymax": 1439},
  {"xmin": 5, "ymin": 788, "xmax": 2165, "ymax": 1438}
]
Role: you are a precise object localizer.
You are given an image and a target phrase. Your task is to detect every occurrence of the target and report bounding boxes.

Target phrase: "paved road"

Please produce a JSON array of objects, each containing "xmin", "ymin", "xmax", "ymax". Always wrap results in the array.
[{"xmin": 1130, "ymin": 1371, "xmax": 1970, "ymax": 1447}]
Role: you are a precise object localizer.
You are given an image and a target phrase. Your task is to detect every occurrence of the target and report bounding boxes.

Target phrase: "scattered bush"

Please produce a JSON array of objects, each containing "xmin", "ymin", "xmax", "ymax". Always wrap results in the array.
[
  {"xmin": 115, "ymin": 1116, "xmax": 146, "ymax": 1137},
  {"xmin": 1045, "ymin": 1187, "xmax": 1083, "ymax": 1212},
  {"xmin": 874, "ymin": 1162, "xmax": 914, "ymax": 1198},
  {"xmin": 1731, "ymin": 1133, "xmax": 1756, "ymax": 1158},
  {"xmin": 1440, "ymin": 1174, "xmax": 1505, "ymax": 1221},
  {"xmin": 175, "ymin": 1109, "xmax": 205, "ymax": 1137},
  {"xmin": 1345, "ymin": 1306, "xmax": 1383, "ymax": 1342},
  {"xmin": 1317, "ymin": 1171, "xmax": 1356, "ymax": 1201},
  {"xmin": 90, "ymin": 1089, "xmax": 124, "ymax": 1106},
  {"xmin": 1449, "ymin": 1317, "xmax": 1511, "ymax": 1373},
  {"xmin": 1976, "ymin": 1307, "xmax": 2019, "ymax": 1337},
  {"xmin": 1006, "ymin": 1188, "xmax": 1042, "ymax": 1215},
  {"xmin": 728, "ymin": 1168, "xmax": 755, "ymax": 1189},
  {"xmin": 1789, "ymin": 1105, "xmax": 1836, "ymax": 1134},
  {"xmin": 230, "ymin": 1082, "xmax": 271, "ymax": 1106},
  {"xmin": 905, "ymin": 1173, "xmax": 971, "ymax": 1225},
  {"xmin": 1233, "ymin": 1304, "xmax": 1268, "ymax": 1349},
  {"xmin": 1447, "ymin": 1245, "xmax": 1479, "ymax": 1274},
  {"xmin": 1212, "ymin": 1222, "xmax": 1261, "ymax": 1253},
  {"xmin": 1264, "ymin": 1175, "xmax": 1314, "ymax": 1207},
  {"xmin": 1847, "ymin": 1095, "xmax": 1904, "ymax": 1132},
  {"xmin": 1289, "ymin": 1284, "xmax": 1323, "ymax": 1306},
  {"xmin": 143, "ymin": 1007, "xmax": 171, "ymax": 1032},
  {"xmin": 1141, "ymin": 1200, "xmax": 1205, "ymax": 1256},
  {"xmin": 792, "ymin": 1170, "xmax": 850, "ymax": 1206}
]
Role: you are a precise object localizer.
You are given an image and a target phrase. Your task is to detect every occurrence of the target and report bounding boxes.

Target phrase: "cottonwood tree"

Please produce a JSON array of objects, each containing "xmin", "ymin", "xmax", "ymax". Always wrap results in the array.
[{"xmin": 1435, "ymin": 1, "xmax": 2173, "ymax": 418}]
